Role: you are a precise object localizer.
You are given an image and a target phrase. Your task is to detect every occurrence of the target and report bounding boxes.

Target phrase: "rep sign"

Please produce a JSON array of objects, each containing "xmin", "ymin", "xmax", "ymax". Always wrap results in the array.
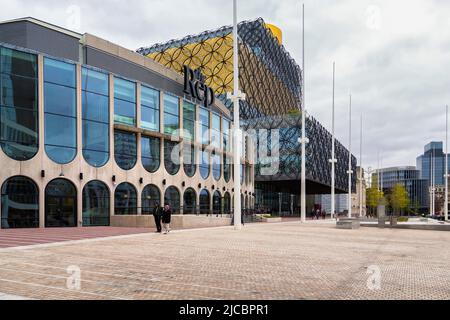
[{"xmin": 183, "ymin": 65, "xmax": 215, "ymax": 108}]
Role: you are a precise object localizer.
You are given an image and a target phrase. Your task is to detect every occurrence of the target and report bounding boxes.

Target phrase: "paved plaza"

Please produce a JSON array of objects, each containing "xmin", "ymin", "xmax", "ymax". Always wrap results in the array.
[{"xmin": 0, "ymin": 222, "xmax": 449, "ymax": 300}]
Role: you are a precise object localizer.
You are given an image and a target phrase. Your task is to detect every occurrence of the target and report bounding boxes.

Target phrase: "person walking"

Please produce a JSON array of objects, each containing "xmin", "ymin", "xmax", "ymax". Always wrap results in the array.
[
  {"xmin": 152, "ymin": 202, "xmax": 162, "ymax": 233},
  {"xmin": 162, "ymin": 203, "xmax": 172, "ymax": 234}
]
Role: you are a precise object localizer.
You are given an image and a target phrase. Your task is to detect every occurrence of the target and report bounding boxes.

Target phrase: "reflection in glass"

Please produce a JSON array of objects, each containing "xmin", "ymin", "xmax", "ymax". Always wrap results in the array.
[
  {"xmin": 199, "ymin": 108, "xmax": 209, "ymax": 145},
  {"xmin": 114, "ymin": 77, "xmax": 136, "ymax": 125},
  {"xmin": 142, "ymin": 184, "xmax": 161, "ymax": 215},
  {"xmin": 82, "ymin": 181, "xmax": 110, "ymax": 226},
  {"xmin": 114, "ymin": 183, "xmax": 137, "ymax": 215},
  {"xmin": 183, "ymin": 188, "xmax": 196, "ymax": 215},
  {"xmin": 164, "ymin": 140, "xmax": 180, "ymax": 175},
  {"xmin": 164, "ymin": 186, "xmax": 180, "ymax": 214},
  {"xmin": 1, "ymin": 176, "xmax": 39, "ymax": 229},
  {"xmin": 114, "ymin": 131, "xmax": 137, "ymax": 170},
  {"xmin": 142, "ymin": 136, "xmax": 160, "ymax": 173},
  {"xmin": 213, "ymin": 191, "xmax": 222, "ymax": 216},
  {"xmin": 223, "ymin": 192, "xmax": 231, "ymax": 215},
  {"xmin": 183, "ymin": 101, "xmax": 195, "ymax": 141},
  {"xmin": 200, "ymin": 149, "xmax": 210, "ymax": 179},
  {"xmin": 183, "ymin": 144, "xmax": 196, "ymax": 177},
  {"xmin": 212, "ymin": 152, "xmax": 221, "ymax": 181},
  {"xmin": 45, "ymin": 179, "xmax": 77, "ymax": 228},
  {"xmin": 44, "ymin": 58, "xmax": 77, "ymax": 164},
  {"xmin": 0, "ymin": 47, "xmax": 39, "ymax": 160},
  {"xmin": 164, "ymin": 94, "xmax": 179, "ymax": 135},
  {"xmin": 141, "ymin": 86, "xmax": 160, "ymax": 131},
  {"xmin": 199, "ymin": 189, "xmax": 210, "ymax": 215}
]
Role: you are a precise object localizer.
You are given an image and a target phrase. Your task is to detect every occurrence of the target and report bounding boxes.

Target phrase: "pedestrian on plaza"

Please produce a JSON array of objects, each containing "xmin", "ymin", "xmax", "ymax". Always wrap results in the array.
[
  {"xmin": 152, "ymin": 202, "xmax": 162, "ymax": 233},
  {"xmin": 162, "ymin": 203, "xmax": 172, "ymax": 234}
]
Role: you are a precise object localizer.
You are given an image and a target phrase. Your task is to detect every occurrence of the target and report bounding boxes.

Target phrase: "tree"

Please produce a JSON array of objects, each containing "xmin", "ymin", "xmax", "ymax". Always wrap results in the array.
[
  {"xmin": 390, "ymin": 183, "xmax": 410, "ymax": 216},
  {"xmin": 366, "ymin": 175, "xmax": 385, "ymax": 217}
]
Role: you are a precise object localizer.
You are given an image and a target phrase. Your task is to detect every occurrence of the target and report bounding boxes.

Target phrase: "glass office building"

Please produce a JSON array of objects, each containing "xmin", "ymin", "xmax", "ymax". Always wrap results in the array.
[{"xmin": 0, "ymin": 17, "xmax": 254, "ymax": 229}]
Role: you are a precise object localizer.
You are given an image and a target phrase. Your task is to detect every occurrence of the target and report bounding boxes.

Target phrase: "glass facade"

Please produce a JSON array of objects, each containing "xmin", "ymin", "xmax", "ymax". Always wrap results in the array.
[
  {"xmin": 199, "ymin": 189, "xmax": 210, "ymax": 215},
  {"xmin": 199, "ymin": 107, "xmax": 209, "ymax": 145},
  {"xmin": 222, "ymin": 118, "xmax": 230, "ymax": 152},
  {"xmin": 213, "ymin": 191, "xmax": 221, "ymax": 216},
  {"xmin": 164, "ymin": 186, "xmax": 180, "ymax": 214},
  {"xmin": 212, "ymin": 151, "xmax": 221, "ymax": 181},
  {"xmin": 164, "ymin": 140, "xmax": 180, "ymax": 175},
  {"xmin": 183, "ymin": 188, "xmax": 196, "ymax": 214},
  {"xmin": 223, "ymin": 192, "xmax": 231, "ymax": 215},
  {"xmin": 200, "ymin": 148, "xmax": 210, "ymax": 179},
  {"xmin": 82, "ymin": 180, "xmax": 110, "ymax": 226},
  {"xmin": 164, "ymin": 94, "xmax": 179, "ymax": 136},
  {"xmin": 1, "ymin": 176, "xmax": 39, "ymax": 228},
  {"xmin": 183, "ymin": 101, "xmax": 195, "ymax": 141},
  {"xmin": 82, "ymin": 67, "xmax": 110, "ymax": 167},
  {"xmin": 114, "ymin": 182, "xmax": 137, "ymax": 215},
  {"xmin": 0, "ymin": 47, "xmax": 39, "ymax": 161},
  {"xmin": 224, "ymin": 155, "xmax": 231, "ymax": 182},
  {"xmin": 114, "ymin": 131, "xmax": 137, "ymax": 170},
  {"xmin": 141, "ymin": 136, "xmax": 160, "ymax": 173},
  {"xmin": 44, "ymin": 58, "xmax": 77, "ymax": 164},
  {"xmin": 114, "ymin": 77, "xmax": 136, "ymax": 126},
  {"xmin": 211, "ymin": 113, "xmax": 221, "ymax": 149},
  {"xmin": 183, "ymin": 143, "xmax": 196, "ymax": 177},
  {"xmin": 142, "ymin": 184, "xmax": 161, "ymax": 215},
  {"xmin": 141, "ymin": 85, "xmax": 160, "ymax": 131}
]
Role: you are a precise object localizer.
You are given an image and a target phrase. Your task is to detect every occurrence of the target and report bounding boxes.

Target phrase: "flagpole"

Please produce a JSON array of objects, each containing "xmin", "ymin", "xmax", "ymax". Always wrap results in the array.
[
  {"xmin": 330, "ymin": 62, "xmax": 336, "ymax": 220},
  {"xmin": 359, "ymin": 114, "xmax": 363, "ymax": 217},
  {"xmin": 445, "ymin": 105, "xmax": 449, "ymax": 221},
  {"xmin": 347, "ymin": 94, "xmax": 353, "ymax": 218},
  {"xmin": 300, "ymin": 3, "xmax": 308, "ymax": 223}
]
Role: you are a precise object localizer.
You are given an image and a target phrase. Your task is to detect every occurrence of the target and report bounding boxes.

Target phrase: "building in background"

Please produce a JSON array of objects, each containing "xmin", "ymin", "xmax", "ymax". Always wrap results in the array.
[
  {"xmin": 138, "ymin": 18, "xmax": 357, "ymax": 216},
  {"xmin": 372, "ymin": 166, "xmax": 428, "ymax": 213}
]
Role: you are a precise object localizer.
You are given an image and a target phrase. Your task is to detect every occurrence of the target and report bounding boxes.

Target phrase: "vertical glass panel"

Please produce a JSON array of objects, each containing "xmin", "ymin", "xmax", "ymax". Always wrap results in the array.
[
  {"xmin": 82, "ymin": 181, "xmax": 110, "ymax": 226},
  {"xmin": 183, "ymin": 188, "xmax": 196, "ymax": 215},
  {"xmin": 222, "ymin": 118, "xmax": 230, "ymax": 152},
  {"xmin": 142, "ymin": 136, "xmax": 161, "ymax": 173},
  {"xmin": 199, "ymin": 108, "xmax": 210, "ymax": 145},
  {"xmin": 45, "ymin": 179, "xmax": 77, "ymax": 228},
  {"xmin": 44, "ymin": 58, "xmax": 77, "ymax": 164},
  {"xmin": 114, "ymin": 131, "xmax": 137, "ymax": 170},
  {"xmin": 199, "ymin": 189, "xmax": 210, "ymax": 215},
  {"xmin": 200, "ymin": 149, "xmax": 210, "ymax": 179},
  {"xmin": 164, "ymin": 140, "xmax": 180, "ymax": 175},
  {"xmin": 142, "ymin": 184, "xmax": 161, "ymax": 215},
  {"xmin": 224, "ymin": 155, "xmax": 231, "ymax": 182},
  {"xmin": 82, "ymin": 121, "xmax": 109, "ymax": 167},
  {"xmin": 164, "ymin": 94, "xmax": 179, "ymax": 135},
  {"xmin": 223, "ymin": 192, "xmax": 231, "ymax": 215},
  {"xmin": 0, "ymin": 48, "xmax": 39, "ymax": 161},
  {"xmin": 1, "ymin": 176, "xmax": 39, "ymax": 229},
  {"xmin": 114, "ymin": 77, "xmax": 136, "ymax": 125},
  {"xmin": 183, "ymin": 144, "xmax": 196, "ymax": 177},
  {"xmin": 211, "ymin": 113, "xmax": 221, "ymax": 149},
  {"xmin": 213, "ymin": 191, "xmax": 222, "ymax": 216},
  {"xmin": 82, "ymin": 68, "xmax": 108, "ymax": 95},
  {"xmin": 183, "ymin": 101, "xmax": 195, "ymax": 141},
  {"xmin": 114, "ymin": 182, "xmax": 137, "ymax": 215},
  {"xmin": 164, "ymin": 186, "xmax": 180, "ymax": 214},
  {"xmin": 141, "ymin": 86, "xmax": 160, "ymax": 132},
  {"xmin": 212, "ymin": 152, "xmax": 221, "ymax": 181}
]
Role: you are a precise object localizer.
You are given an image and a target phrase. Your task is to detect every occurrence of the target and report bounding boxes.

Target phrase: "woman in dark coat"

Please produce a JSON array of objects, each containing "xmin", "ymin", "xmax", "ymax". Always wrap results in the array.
[{"xmin": 162, "ymin": 203, "xmax": 172, "ymax": 234}]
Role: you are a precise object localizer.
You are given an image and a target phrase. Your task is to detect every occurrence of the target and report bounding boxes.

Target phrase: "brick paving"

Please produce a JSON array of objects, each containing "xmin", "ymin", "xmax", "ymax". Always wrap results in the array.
[{"xmin": 0, "ymin": 222, "xmax": 449, "ymax": 300}]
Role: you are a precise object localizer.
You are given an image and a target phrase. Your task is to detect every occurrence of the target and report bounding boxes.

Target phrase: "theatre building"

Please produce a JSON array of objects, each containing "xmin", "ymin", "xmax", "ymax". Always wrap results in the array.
[{"xmin": 0, "ymin": 17, "xmax": 254, "ymax": 229}]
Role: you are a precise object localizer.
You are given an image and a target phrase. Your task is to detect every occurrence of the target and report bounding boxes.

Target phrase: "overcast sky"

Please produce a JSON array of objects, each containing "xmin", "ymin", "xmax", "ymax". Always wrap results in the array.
[{"xmin": 2, "ymin": 0, "xmax": 450, "ymax": 171}]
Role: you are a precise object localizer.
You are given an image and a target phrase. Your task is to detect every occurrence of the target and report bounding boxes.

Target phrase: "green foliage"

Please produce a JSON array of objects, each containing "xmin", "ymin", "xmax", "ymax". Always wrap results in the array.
[
  {"xmin": 397, "ymin": 217, "xmax": 409, "ymax": 222},
  {"xmin": 390, "ymin": 183, "xmax": 410, "ymax": 215}
]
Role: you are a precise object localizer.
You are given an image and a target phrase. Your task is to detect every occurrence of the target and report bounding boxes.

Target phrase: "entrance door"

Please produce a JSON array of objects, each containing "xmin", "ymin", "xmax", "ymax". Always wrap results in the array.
[{"xmin": 45, "ymin": 179, "xmax": 77, "ymax": 228}]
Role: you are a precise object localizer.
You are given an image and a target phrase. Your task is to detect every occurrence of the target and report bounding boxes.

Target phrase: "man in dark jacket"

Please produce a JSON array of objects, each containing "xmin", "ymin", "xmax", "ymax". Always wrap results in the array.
[{"xmin": 153, "ymin": 202, "xmax": 162, "ymax": 233}]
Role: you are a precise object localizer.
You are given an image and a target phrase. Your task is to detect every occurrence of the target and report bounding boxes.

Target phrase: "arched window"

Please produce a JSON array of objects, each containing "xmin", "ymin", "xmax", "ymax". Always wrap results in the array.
[
  {"xmin": 223, "ymin": 192, "xmax": 231, "ymax": 215},
  {"xmin": 82, "ymin": 67, "xmax": 110, "ymax": 167},
  {"xmin": 199, "ymin": 189, "xmax": 210, "ymax": 215},
  {"xmin": 200, "ymin": 148, "xmax": 210, "ymax": 179},
  {"xmin": 82, "ymin": 181, "xmax": 110, "ymax": 226},
  {"xmin": 114, "ymin": 131, "xmax": 137, "ymax": 170},
  {"xmin": 45, "ymin": 179, "xmax": 77, "ymax": 228},
  {"xmin": 183, "ymin": 188, "xmax": 197, "ymax": 215},
  {"xmin": 213, "ymin": 191, "xmax": 222, "ymax": 216},
  {"xmin": 114, "ymin": 182, "xmax": 137, "ymax": 215},
  {"xmin": 164, "ymin": 140, "xmax": 180, "ymax": 175},
  {"xmin": 44, "ymin": 58, "xmax": 77, "ymax": 164},
  {"xmin": 0, "ymin": 48, "xmax": 39, "ymax": 161},
  {"xmin": 1, "ymin": 176, "xmax": 39, "ymax": 229},
  {"xmin": 183, "ymin": 144, "xmax": 196, "ymax": 177},
  {"xmin": 212, "ymin": 151, "xmax": 221, "ymax": 181},
  {"xmin": 142, "ymin": 184, "xmax": 161, "ymax": 215},
  {"xmin": 142, "ymin": 136, "xmax": 160, "ymax": 173},
  {"xmin": 164, "ymin": 186, "xmax": 180, "ymax": 214},
  {"xmin": 224, "ymin": 155, "xmax": 231, "ymax": 183},
  {"xmin": 240, "ymin": 164, "xmax": 245, "ymax": 185}
]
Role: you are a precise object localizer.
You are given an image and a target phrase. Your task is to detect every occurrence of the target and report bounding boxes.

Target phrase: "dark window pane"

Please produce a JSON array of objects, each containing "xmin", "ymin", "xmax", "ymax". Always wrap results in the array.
[
  {"xmin": 164, "ymin": 140, "xmax": 180, "ymax": 175},
  {"xmin": 82, "ymin": 181, "xmax": 110, "ymax": 226},
  {"xmin": 45, "ymin": 114, "xmax": 77, "ymax": 148},
  {"xmin": 82, "ymin": 91, "xmax": 109, "ymax": 123},
  {"xmin": 142, "ymin": 136, "xmax": 160, "ymax": 173},
  {"xmin": 1, "ymin": 176, "xmax": 39, "ymax": 229},
  {"xmin": 45, "ymin": 179, "xmax": 77, "ymax": 228},
  {"xmin": 183, "ymin": 144, "xmax": 196, "ymax": 177},
  {"xmin": 1, "ymin": 48, "xmax": 37, "ymax": 78},
  {"xmin": 212, "ymin": 153, "xmax": 221, "ymax": 181},
  {"xmin": 1, "ymin": 74, "xmax": 38, "ymax": 110},
  {"xmin": 82, "ymin": 68, "xmax": 108, "ymax": 95},
  {"xmin": 114, "ymin": 182, "xmax": 137, "ymax": 215},
  {"xmin": 83, "ymin": 149, "xmax": 109, "ymax": 168},
  {"xmin": 199, "ymin": 189, "xmax": 210, "ymax": 215},
  {"xmin": 164, "ymin": 186, "xmax": 180, "ymax": 214},
  {"xmin": 44, "ymin": 82, "xmax": 76, "ymax": 117},
  {"xmin": 45, "ymin": 145, "xmax": 77, "ymax": 165},
  {"xmin": 83, "ymin": 121, "xmax": 109, "ymax": 153},
  {"xmin": 44, "ymin": 58, "xmax": 75, "ymax": 87},
  {"xmin": 142, "ymin": 184, "xmax": 161, "ymax": 215},
  {"xmin": 183, "ymin": 189, "xmax": 197, "ymax": 214},
  {"xmin": 114, "ymin": 131, "xmax": 137, "ymax": 170},
  {"xmin": 200, "ymin": 150, "xmax": 210, "ymax": 179}
]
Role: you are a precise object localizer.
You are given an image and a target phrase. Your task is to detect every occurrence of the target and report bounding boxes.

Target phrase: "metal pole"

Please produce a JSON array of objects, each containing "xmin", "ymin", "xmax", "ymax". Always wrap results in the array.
[
  {"xmin": 359, "ymin": 114, "xmax": 363, "ymax": 217},
  {"xmin": 330, "ymin": 62, "xmax": 336, "ymax": 220},
  {"xmin": 348, "ymin": 94, "xmax": 353, "ymax": 218},
  {"xmin": 300, "ymin": 3, "xmax": 308, "ymax": 223},
  {"xmin": 446, "ymin": 105, "xmax": 449, "ymax": 221},
  {"xmin": 232, "ymin": 0, "xmax": 242, "ymax": 230}
]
